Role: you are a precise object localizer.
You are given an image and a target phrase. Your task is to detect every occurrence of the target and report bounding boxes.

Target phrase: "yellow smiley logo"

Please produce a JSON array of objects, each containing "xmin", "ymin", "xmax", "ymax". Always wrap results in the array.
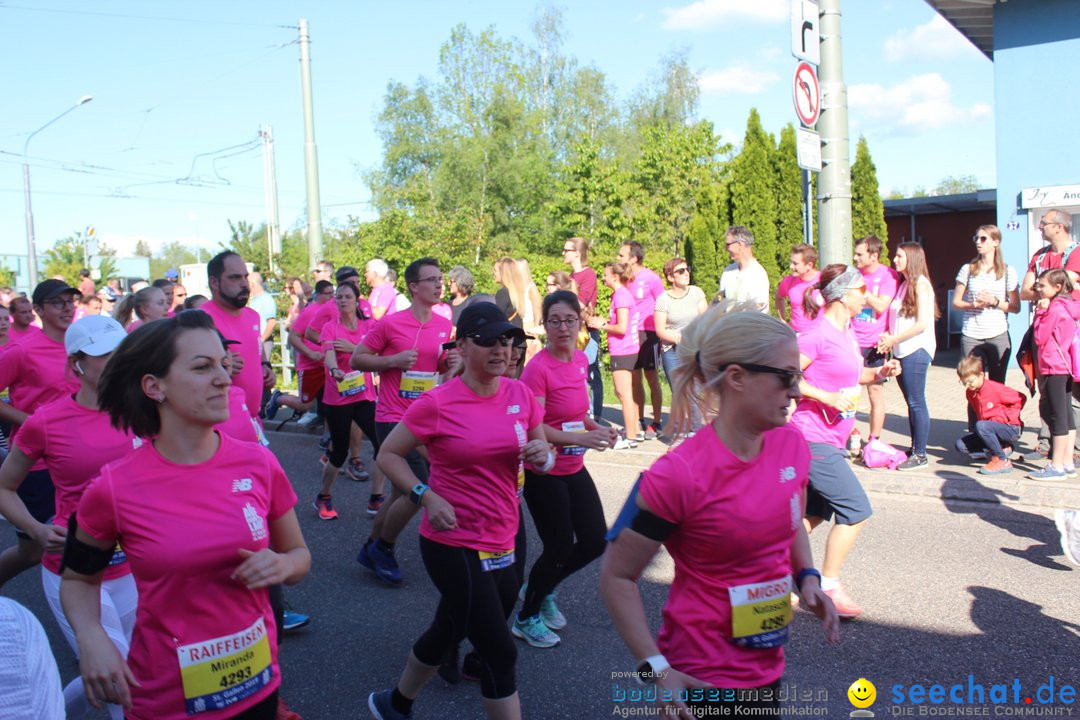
[{"xmin": 848, "ymin": 678, "xmax": 876, "ymax": 708}]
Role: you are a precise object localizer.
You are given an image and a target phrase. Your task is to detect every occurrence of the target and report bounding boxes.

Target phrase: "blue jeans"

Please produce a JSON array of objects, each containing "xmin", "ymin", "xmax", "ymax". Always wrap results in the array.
[
  {"xmin": 587, "ymin": 329, "xmax": 604, "ymax": 420},
  {"xmin": 955, "ymin": 421, "xmax": 1021, "ymax": 461},
  {"xmin": 896, "ymin": 348, "xmax": 932, "ymax": 456},
  {"xmin": 661, "ymin": 345, "xmax": 702, "ymax": 431}
]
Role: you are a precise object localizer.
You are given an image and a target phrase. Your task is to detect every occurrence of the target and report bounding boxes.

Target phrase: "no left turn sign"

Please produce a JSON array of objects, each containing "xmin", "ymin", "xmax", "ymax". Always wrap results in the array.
[{"xmin": 792, "ymin": 62, "xmax": 820, "ymax": 127}]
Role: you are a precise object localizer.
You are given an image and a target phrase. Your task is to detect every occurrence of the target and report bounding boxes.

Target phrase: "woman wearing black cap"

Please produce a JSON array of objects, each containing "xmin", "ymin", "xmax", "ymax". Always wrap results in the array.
[{"xmin": 368, "ymin": 303, "xmax": 552, "ymax": 720}]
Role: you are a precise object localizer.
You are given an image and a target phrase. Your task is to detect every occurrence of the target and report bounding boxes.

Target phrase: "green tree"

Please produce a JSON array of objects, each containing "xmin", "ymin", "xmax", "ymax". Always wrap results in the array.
[
  {"xmin": 729, "ymin": 109, "xmax": 781, "ymax": 300},
  {"xmin": 149, "ymin": 241, "xmax": 204, "ymax": 280},
  {"xmin": 851, "ymin": 136, "xmax": 888, "ymax": 255},
  {"xmin": 932, "ymin": 175, "xmax": 980, "ymax": 196},
  {"xmin": 685, "ymin": 179, "xmax": 723, "ymax": 297},
  {"xmin": 43, "ymin": 233, "xmax": 87, "ymax": 285},
  {"xmin": 549, "ymin": 135, "xmax": 630, "ymax": 260},
  {"xmin": 133, "ymin": 239, "xmax": 153, "ymax": 258},
  {"xmin": 774, "ymin": 124, "xmax": 805, "ymax": 274}
]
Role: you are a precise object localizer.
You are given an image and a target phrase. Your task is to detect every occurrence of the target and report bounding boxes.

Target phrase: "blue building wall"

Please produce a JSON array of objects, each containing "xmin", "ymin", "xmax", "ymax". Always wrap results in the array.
[{"xmin": 993, "ymin": 0, "xmax": 1080, "ymax": 347}]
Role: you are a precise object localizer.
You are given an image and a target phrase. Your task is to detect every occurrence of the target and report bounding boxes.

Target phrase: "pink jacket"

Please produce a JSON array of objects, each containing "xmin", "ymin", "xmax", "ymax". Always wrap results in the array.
[{"xmin": 1034, "ymin": 295, "xmax": 1080, "ymax": 376}]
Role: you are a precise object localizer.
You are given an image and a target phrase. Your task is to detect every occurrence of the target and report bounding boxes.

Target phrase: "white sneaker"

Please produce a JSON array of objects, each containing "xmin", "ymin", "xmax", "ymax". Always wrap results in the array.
[
  {"xmin": 297, "ymin": 411, "xmax": 320, "ymax": 427},
  {"xmin": 613, "ymin": 437, "xmax": 637, "ymax": 450},
  {"xmin": 1055, "ymin": 509, "xmax": 1080, "ymax": 567}
]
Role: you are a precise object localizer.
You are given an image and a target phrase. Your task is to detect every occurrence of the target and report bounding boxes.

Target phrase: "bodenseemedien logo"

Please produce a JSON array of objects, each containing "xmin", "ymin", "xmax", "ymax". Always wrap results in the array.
[{"xmin": 849, "ymin": 678, "xmax": 877, "ymax": 718}]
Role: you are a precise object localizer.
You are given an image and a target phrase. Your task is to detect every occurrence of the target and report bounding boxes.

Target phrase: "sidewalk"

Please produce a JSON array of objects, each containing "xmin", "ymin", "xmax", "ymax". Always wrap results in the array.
[{"xmin": 268, "ymin": 349, "xmax": 1080, "ymax": 510}]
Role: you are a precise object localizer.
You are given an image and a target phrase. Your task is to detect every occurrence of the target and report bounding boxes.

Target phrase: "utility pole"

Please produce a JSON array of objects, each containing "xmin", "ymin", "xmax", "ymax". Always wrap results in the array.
[
  {"xmin": 260, "ymin": 125, "xmax": 281, "ymax": 275},
  {"xmin": 298, "ymin": 19, "xmax": 323, "ymax": 270},
  {"xmin": 816, "ymin": 0, "xmax": 852, "ymax": 267}
]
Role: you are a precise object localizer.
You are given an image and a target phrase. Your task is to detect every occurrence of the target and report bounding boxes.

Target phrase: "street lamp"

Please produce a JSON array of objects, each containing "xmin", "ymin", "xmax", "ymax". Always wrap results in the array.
[{"xmin": 22, "ymin": 94, "xmax": 93, "ymax": 289}]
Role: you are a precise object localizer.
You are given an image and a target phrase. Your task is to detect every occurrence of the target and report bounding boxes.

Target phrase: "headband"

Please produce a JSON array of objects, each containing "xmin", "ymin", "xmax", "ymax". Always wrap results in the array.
[{"xmin": 821, "ymin": 268, "xmax": 863, "ymax": 303}]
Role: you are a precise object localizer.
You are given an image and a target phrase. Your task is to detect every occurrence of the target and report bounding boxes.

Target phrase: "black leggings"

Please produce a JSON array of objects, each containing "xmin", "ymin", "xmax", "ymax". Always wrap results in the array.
[
  {"xmin": 413, "ymin": 537, "xmax": 519, "ymax": 699},
  {"xmin": 323, "ymin": 400, "xmax": 378, "ymax": 468},
  {"xmin": 1039, "ymin": 375, "xmax": 1076, "ymax": 437},
  {"xmin": 520, "ymin": 467, "xmax": 606, "ymax": 618}
]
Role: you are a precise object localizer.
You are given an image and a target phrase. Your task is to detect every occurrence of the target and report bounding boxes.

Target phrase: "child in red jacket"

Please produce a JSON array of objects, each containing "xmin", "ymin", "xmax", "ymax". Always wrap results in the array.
[{"xmin": 955, "ymin": 354, "xmax": 1026, "ymax": 475}]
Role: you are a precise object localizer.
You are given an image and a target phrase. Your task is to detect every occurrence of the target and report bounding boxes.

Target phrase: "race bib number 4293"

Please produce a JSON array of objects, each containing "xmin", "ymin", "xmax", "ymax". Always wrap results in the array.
[{"xmin": 177, "ymin": 617, "xmax": 273, "ymax": 715}]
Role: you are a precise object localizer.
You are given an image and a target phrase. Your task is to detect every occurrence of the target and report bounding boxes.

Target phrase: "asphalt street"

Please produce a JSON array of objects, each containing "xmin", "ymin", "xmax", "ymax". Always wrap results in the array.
[{"xmin": 3, "ymin": 429, "xmax": 1080, "ymax": 719}]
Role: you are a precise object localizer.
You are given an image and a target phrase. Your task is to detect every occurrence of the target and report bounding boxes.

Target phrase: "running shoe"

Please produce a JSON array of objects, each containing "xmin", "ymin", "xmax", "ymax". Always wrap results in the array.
[
  {"xmin": 314, "ymin": 494, "xmax": 338, "ymax": 520},
  {"xmin": 896, "ymin": 454, "xmax": 928, "ymax": 471},
  {"xmin": 318, "ymin": 431, "xmax": 331, "ymax": 453},
  {"xmin": 357, "ymin": 539, "xmax": 375, "ymax": 571},
  {"xmin": 263, "ymin": 390, "xmax": 283, "ymax": 422},
  {"xmin": 437, "ymin": 644, "xmax": 461, "ymax": 685},
  {"xmin": 612, "ymin": 437, "xmax": 637, "ymax": 450},
  {"xmin": 368, "ymin": 689, "xmax": 412, "ymax": 720},
  {"xmin": 1024, "ymin": 440, "xmax": 1050, "ymax": 462},
  {"xmin": 539, "ymin": 593, "xmax": 567, "ymax": 630},
  {"xmin": 824, "ymin": 584, "xmax": 864, "ymax": 619},
  {"xmin": 978, "ymin": 457, "xmax": 1012, "ymax": 475},
  {"xmin": 512, "ymin": 614, "xmax": 561, "ymax": 648},
  {"xmin": 460, "ymin": 650, "xmax": 482, "ymax": 682},
  {"xmin": 1065, "ymin": 466, "xmax": 1078, "ymax": 479},
  {"xmin": 297, "ymin": 411, "xmax": 320, "ymax": 427},
  {"xmin": 276, "ymin": 696, "xmax": 303, "ymax": 720},
  {"xmin": 365, "ymin": 541, "xmax": 403, "ymax": 586},
  {"xmin": 367, "ymin": 494, "xmax": 385, "ymax": 516},
  {"xmin": 282, "ymin": 609, "xmax": 310, "ymax": 632},
  {"xmin": 643, "ymin": 424, "xmax": 658, "ymax": 441},
  {"xmin": 1054, "ymin": 509, "xmax": 1080, "ymax": 567},
  {"xmin": 1029, "ymin": 466, "xmax": 1067, "ymax": 481},
  {"xmin": 967, "ymin": 450, "xmax": 989, "ymax": 463},
  {"xmin": 347, "ymin": 457, "xmax": 370, "ymax": 481}
]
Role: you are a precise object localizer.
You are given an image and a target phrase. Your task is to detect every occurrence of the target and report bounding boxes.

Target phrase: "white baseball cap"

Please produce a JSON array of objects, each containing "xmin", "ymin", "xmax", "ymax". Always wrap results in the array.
[{"xmin": 64, "ymin": 315, "xmax": 126, "ymax": 357}]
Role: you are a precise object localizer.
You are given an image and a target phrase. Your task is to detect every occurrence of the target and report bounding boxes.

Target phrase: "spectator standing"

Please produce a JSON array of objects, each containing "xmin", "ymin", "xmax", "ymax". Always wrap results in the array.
[
  {"xmin": 447, "ymin": 266, "xmax": 477, "ymax": 325},
  {"xmin": 653, "ymin": 258, "xmax": 707, "ymax": 393},
  {"xmin": 776, "ymin": 243, "xmax": 822, "ymax": 333},
  {"xmin": 716, "ymin": 225, "xmax": 770, "ymax": 313},
  {"xmin": 852, "ymin": 235, "xmax": 900, "ymax": 444},
  {"xmin": 617, "ymin": 242, "xmax": 665, "ymax": 439},
  {"xmin": 564, "ymin": 237, "xmax": 604, "ymax": 423},
  {"xmin": 366, "ymin": 259, "xmax": 399, "ymax": 321},
  {"xmin": 248, "ymin": 271, "xmax": 279, "ymax": 361},
  {"xmin": 1020, "ymin": 208, "xmax": 1080, "ymax": 301},
  {"xmin": 77, "ymin": 269, "xmax": 95, "ymax": 299}
]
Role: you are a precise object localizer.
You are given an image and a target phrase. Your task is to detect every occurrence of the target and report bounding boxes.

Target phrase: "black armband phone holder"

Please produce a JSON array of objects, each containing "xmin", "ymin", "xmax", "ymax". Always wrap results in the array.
[{"xmin": 59, "ymin": 514, "xmax": 114, "ymax": 576}]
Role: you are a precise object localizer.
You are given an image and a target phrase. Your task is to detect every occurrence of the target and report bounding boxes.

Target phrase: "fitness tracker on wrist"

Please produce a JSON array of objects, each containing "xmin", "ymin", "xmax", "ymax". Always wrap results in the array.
[
  {"xmin": 635, "ymin": 655, "xmax": 670, "ymax": 685},
  {"xmin": 409, "ymin": 483, "xmax": 429, "ymax": 506}
]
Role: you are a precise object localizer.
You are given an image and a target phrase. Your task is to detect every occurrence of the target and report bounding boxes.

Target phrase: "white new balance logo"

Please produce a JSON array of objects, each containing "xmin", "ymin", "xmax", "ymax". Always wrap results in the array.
[{"xmin": 232, "ymin": 478, "xmax": 253, "ymax": 492}]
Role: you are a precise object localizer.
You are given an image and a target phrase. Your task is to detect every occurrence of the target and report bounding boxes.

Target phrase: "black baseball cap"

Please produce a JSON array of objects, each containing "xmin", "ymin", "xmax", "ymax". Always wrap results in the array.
[
  {"xmin": 32, "ymin": 279, "xmax": 79, "ymax": 306},
  {"xmin": 456, "ymin": 302, "xmax": 526, "ymax": 343}
]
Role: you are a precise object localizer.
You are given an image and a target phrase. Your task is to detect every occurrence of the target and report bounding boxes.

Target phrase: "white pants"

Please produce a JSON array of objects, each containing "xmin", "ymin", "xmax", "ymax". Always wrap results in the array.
[{"xmin": 41, "ymin": 567, "xmax": 137, "ymax": 720}]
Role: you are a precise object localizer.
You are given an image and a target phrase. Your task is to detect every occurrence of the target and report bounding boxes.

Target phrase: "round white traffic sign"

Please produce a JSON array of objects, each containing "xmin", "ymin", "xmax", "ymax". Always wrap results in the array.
[{"xmin": 792, "ymin": 61, "xmax": 820, "ymax": 127}]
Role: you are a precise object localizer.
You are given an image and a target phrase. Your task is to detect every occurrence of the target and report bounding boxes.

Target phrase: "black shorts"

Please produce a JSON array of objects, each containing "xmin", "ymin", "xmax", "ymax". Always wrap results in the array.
[
  {"xmin": 14, "ymin": 469, "xmax": 55, "ymax": 540},
  {"xmin": 610, "ymin": 354, "xmax": 637, "ymax": 372},
  {"xmin": 634, "ymin": 330, "xmax": 660, "ymax": 371},
  {"xmin": 860, "ymin": 345, "xmax": 887, "ymax": 369}
]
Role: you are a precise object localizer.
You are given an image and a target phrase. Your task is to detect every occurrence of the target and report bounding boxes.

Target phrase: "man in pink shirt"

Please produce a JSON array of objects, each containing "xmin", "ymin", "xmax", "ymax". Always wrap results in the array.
[
  {"xmin": 350, "ymin": 257, "xmax": 455, "ymax": 585},
  {"xmin": 199, "ymin": 251, "xmax": 275, "ymax": 418},
  {"xmin": 366, "ymin": 258, "xmax": 399, "ymax": 321},
  {"xmin": 8, "ymin": 297, "xmax": 41, "ymax": 344},
  {"xmin": 618, "ymin": 242, "xmax": 665, "ymax": 440},
  {"xmin": 852, "ymin": 236, "xmax": 900, "ymax": 442},
  {"xmin": 0, "ymin": 279, "xmax": 79, "ymax": 588}
]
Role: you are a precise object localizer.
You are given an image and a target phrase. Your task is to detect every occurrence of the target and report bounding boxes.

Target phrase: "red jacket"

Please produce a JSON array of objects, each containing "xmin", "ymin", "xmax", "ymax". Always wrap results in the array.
[
  {"xmin": 966, "ymin": 379, "xmax": 1026, "ymax": 426},
  {"xmin": 1033, "ymin": 295, "xmax": 1080, "ymax": 376}
]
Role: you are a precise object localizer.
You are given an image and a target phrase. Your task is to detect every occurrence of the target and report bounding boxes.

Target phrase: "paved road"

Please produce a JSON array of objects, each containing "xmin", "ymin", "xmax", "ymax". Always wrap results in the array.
[{"xmin": 3, "ymin": 429, "xmax": 1080, "ymax": 718}]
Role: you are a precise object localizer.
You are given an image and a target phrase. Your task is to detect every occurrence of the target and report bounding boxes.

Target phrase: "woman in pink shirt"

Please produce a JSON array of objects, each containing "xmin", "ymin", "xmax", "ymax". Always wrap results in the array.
[
  {"xmin": 601, "ymin": 308, "xmax": 839, "ymax": 718},
  {"xmin": 368, "ymin": 302, "xmax": 551, "ymax": 720},
  {"xmin": 316, "ymin": 280, "xmax": 383, "ymax": 520},
  {"xmin": 0, "ymin": 315, "xmax": 134, "ymax": 720},
  {"xmin": 790, "ymin": 265, "xmax": 901, "ymax": 619},
  {"xmin": 60, "ymin": 310, "xmax": 310, "ymax": 720},
  {"xmin": 587, "ymin": 262, "xmax": 640, "ymax": 449}
]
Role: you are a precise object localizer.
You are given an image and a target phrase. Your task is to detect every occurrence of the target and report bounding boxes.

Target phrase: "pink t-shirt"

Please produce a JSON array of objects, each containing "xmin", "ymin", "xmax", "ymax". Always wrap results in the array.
[
  {"xmin": 571, "ymin": 267, "xmax": 598, "ymax": 309},
  {"xmin": 290, "ymin": 301, "xmax": 326, "ymax": 371},
  {"xmin": 404, "ymin": 377, "xmax": 542, "ymax": 552},
  {"xmin": 368, "ymin": 283, "xmax": 398, "ymax": 317},
  {"xmin": 311, "ymin": 297, "xmax": 374, "ymax": 336},
  {"xmin": 0, "ymin": 331, "xmax": 78, "ymax": 419},
  {"xmin": 776, "ymin": 272, "xmax": 822, "ymax": 333},
  {"xmin": 214, "ymin": 386, "xmax": 264, "ymax": 444},
  {"xmin": 519, "ymin": 348, "xmax": 590, "ymax": 475},
  {"xmin": 360, "ymin": 308, "xmax": 452, "ymax": 423},
  {"xmin": 200, "ymin": 302, "xmax": 263, "ymax": 418},
  {"xmin": 790, "ymin": 319, "xmax": 864, "ymax": 447},
  {"xmin": 13, "ymin": 395, "xmax": 139, "ymax": 578},
  {"xmin": 126, "ymin": 318, "xmax": 145, "ymax": 333},
  {"xmin": 9, "ymin": 323, "xmax": 43, "ymax": 345},
  {"xmin": 319, "ymin": 316, "xmax": 377, "ymax": 405},
  {"xmin": 631, "ymin": 267, "xmax": 665, "ymax": 331},
  {"xmin": 432, "ymin": 302, "xmax": 453, "ymax": 322},
  {"xmin": 607, "ymin": 285, "xmax": 640, "ymax": 356},
  {"xmin": 852, "ymin": 264, "xmax": 899, "ymax": 348},
  {"xmin": 77, "ymin": 434, "xmax": 297, "ymax": 720},
  {"xmin": 639, "ymin": 425, "xmax": 810, "ymax": 688}
]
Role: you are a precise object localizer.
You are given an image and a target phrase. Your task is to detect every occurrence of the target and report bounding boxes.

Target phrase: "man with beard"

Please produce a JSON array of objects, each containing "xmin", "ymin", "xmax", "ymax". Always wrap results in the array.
[{"xmin": 200, "ymin": 251, "xmax": 275, "ymax": 418}]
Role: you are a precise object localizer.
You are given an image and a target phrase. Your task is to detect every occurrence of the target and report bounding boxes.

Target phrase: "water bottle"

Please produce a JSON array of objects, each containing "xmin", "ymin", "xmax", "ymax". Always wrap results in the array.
[{"xmin": 847, "ymin": 429, "xmax": 862, "ymax": 456}]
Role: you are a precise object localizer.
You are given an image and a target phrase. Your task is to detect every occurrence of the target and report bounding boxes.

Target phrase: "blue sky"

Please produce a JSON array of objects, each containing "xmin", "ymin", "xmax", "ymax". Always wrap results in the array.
[{"xmin": 0, "ymin": 0, "xmax": 994, "ymax": 262}]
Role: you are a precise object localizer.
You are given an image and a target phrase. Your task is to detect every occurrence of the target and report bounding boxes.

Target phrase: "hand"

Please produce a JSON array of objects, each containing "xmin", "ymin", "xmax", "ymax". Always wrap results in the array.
[
  {"xmin": 393, "ymin": 350, "xmax": 419, "ymax": 370},
  {"xmin": 232, "ymin": 548, "xmax": 292, "ymax": 589},
  {"xmin": 33, "ymin": 522, "xmax": 67, "ymax": 555},
  {"xmin": 798, "ymin": 580, "xmax": 841, "ymax": 646},
  {"xmin": 332, "ymin": 338, "xmax": 356, "ymax": 354},
  {"xmin": 578, "ymin": 428, "xmax": 617, "ymax": 451},
  {"xmin": 974, "ymin": 291, "xmax": 996, "ymax": 308},
  {"xmin": 77, "ymin": 631, "xmax": 140, "ymax": 710},
  {"xmin": 422, "ymin": 491, "xmax": 458, "ymax": 531},
  {"xmin": 875, "ymin": 334, "xmax": 894, "ymax": 354},
  {"xmin": 823, "ymin": 391, "xmax": 855, "ymax": 413},
  {"xmin": 520, "ymin": 439, "xmax": 552, "ymax": 467},
  {"xmin": 306, "ymin": 349, "xmax": 325, "ymax": 363},
  {"xmin": 262, "ymin": 364, "xmax": 276, "ymax": 390},
  {"xmin": 443, "ymin": 346, "xmax": 461, "ymax": 372},
  {"xmin": 232, "ymin": 354, "xmax": 246, "ymax": 373},
  {"xmin": 878, "ymin": 359, "xmax": 902, "ymax": 379},
  {"xmin": 654, "ymin": 666, "xmax": 715, "ymax": 718},
  {"xmin": 586, "ymin": 316, "xmax": 604, "ymax": 330},
  {"xmin": 1036, "ymin": 298, "xmax": 1050, "ymax": 310}
]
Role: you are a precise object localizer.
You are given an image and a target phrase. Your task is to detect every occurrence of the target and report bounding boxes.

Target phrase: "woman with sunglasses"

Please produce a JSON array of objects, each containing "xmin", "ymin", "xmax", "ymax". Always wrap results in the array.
[
  {"xmin": 512, "ymin": 290, "xmax": 618, "ymax": 649},
  {"xmin": 601, "ymin": 306, "xmax": 838, "ymax": 718},
  {"xmin": 654, "ymin": 258, "xmax": 707, "ymax": 391},
  {"xmin": 952, "ymin": 226, "xmax": 1019, "ymax": 423},
  {"xmin": 792, "ymin": 264, "xmax": 901, "ymax": 619},
  {"xmin": 59, "ymin": 310, "xmax": 310, "ymax": 719},
  {"xmin": 369, "ymin": 303, "xmax": 550, "ymax": 720}
]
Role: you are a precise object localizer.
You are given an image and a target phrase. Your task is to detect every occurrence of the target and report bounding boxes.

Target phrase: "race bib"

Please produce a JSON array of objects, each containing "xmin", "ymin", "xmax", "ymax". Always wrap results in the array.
[
  {"xmin": 478, "ymin": 549, "xmax": 515, "ymax": 572},
  {"xmin": 336, "ymin": 370, "xmax": 367, "ymax": 398},
  {"xmin": 560, "ymin": 421, "xmax": 588, "ymax": 456},
  {"xmin": 728, "ymin": 576, "xmax": 792, "ymax": 649},
  {"xmin": 399, "ymin": 371, "xmax": 437, "ymax": 399},
  {"xmin": 177, "ymin": 617, "xmax": 273, "ymax": 715}
]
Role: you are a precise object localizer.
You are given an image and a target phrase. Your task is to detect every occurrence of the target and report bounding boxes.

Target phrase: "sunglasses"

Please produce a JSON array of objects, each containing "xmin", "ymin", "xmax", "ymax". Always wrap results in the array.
[
  {"xmin": 721, "ymin": 362, "xmax": 803, "ymax": 390},
  {"xmin": 672, "ymin": 267, "xmax": 689, "ymax": 275},
  {"xmin": 972, "ymin": 235, "xmax": 993, "ymax": 243},
  {"xmin": 467, "ymin": 334, "xmax": 515, "ymax": 348}
]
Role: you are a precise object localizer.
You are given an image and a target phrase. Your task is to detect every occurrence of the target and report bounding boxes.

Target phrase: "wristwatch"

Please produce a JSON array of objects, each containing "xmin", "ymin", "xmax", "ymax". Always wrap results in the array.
[
  {"xmin": 409, "ymin": 483, "xmax": 429, "ymax": 506},
  {"xmin": 635, "ymin": 654, "xmax": 670, "ymax": 685}
]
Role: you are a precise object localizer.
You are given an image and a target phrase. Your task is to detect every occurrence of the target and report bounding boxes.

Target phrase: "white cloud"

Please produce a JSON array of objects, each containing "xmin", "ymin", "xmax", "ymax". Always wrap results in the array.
[
  {"xmin": 699, "ymin": 66, "xmax": 779, "ymax": 95},
  {"xmin": 848, "ymin": 73, "xmax": 991, "ymax": 135},
  {"xmin": 662, "ymin": 0, "xmax": 787, "ymax": 30},
  {"xmin": 883, "ymin": 15, "xmax": 977, "ymax": 62}
]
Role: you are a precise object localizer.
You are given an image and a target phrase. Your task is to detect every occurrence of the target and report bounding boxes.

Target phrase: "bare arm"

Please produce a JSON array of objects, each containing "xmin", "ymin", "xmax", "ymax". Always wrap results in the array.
[
  {"xmin": 350, "ymin": 341, "xmax": 415, "ymax": 372},
  {"xmin": 654, "ymin": 310, "xmax": 679, "ymax": 345},
  {"xmin": 1020, "ymin": 269, "xmax": 1037, "ymax": 302},
  {"xmin": 0, "ymin": 448, "xmax": 65, "ymax": 552}
]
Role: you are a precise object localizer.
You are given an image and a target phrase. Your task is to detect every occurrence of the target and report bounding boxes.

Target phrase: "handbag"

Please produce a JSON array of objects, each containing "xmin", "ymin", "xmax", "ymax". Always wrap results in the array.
[{"xmin": 861, "ymin": 437, "xmax": 908, "ymax": 470}]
